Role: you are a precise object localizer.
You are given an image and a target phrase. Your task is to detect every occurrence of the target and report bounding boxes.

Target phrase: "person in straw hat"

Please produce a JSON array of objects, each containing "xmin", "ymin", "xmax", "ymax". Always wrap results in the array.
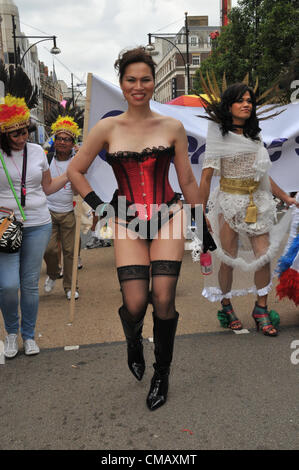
[{"xmin": 43, "ymin": 114, "xmax": 81, "ymax": 300}]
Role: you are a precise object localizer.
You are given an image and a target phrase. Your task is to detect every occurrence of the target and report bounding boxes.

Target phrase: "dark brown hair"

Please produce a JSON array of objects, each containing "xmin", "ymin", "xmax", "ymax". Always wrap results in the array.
[
  {"xmin": 205, "ymin": 83, "xmax": 261, "ymax": 141},
  {"xmin": 114, "ymin": 47, "xmax": 156, "ymax": 82},
  {"xmin": 0, "ymin": 120, "xmax": 36, "ymax": 156}
]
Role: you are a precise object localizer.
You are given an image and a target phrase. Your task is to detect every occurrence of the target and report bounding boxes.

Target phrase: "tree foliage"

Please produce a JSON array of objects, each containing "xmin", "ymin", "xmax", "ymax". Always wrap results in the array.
[{"xmin": 193, "ymin": 0, "xmax": 299, "ymax": 100}]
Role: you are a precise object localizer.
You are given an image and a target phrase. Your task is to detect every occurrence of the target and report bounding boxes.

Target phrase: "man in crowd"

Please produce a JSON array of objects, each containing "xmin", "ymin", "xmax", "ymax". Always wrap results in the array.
[{"xmin": 44, "ymin": 116, "xmax": 81, "ymax": 300}]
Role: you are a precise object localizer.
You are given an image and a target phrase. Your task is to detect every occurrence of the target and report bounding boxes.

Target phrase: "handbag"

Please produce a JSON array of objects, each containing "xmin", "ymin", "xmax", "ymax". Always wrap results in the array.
[
  {"xmin": 0, "ymin": 148, "xmax": 27, "ymax": 253},
  {"xmin": 0, "ymin": 207, "xmax": 23, "ymax": 253}
]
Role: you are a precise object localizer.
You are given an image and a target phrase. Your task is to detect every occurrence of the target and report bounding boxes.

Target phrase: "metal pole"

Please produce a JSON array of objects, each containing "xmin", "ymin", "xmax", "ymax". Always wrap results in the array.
[
  {"xmin": 185, "ymin": 12, "xmax": 190, "ymax": 94},
  {"xmin": 11, "ymin": 15, "xmax": 18, "ymax": 66},
  {"xmin": 0, "ymin": 16, "xmax": 5, "ymax": 63},
  {"xmin": 71, "ymin": 73, "xmax": 75, "ymax": 106}
]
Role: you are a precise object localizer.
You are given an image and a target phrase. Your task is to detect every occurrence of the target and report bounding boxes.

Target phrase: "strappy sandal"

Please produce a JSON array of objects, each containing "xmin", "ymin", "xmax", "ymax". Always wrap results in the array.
[
  {"xmin": 217, "ymin": 301, "xmax": 243, "ymax": 330},
  {"xmin": 252, "ymin": 302, "xmax": 279, "ymax": 337}
]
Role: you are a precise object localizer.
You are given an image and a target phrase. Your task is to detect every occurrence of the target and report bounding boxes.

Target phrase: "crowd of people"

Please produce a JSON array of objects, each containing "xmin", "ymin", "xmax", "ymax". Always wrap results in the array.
[{"xmin": 0, "ymin": 50, "xmax": 298, "ymax": 412}]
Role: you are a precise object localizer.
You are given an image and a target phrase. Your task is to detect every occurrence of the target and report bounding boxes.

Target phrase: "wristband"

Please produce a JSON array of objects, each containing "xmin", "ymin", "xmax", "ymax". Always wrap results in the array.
[{"xmin": 84, "ymin": 191, "xmax": 103, "ymax": 211}]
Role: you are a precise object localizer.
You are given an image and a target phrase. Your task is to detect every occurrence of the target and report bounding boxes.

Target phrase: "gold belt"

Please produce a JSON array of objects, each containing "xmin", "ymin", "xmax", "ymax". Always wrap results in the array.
[{"xmin": 220, "ymin": 177, "xmax": 259, "ymax": 224}]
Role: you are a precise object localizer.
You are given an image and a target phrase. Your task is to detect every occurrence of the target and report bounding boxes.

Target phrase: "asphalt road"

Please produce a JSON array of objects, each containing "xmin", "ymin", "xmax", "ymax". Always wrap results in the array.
[{"xmin": 1, "ymin": 325, "xmax": 299, "ymax": 452}]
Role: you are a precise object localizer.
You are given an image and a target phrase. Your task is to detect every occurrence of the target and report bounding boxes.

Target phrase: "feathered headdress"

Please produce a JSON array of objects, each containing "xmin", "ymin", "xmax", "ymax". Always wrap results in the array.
[
  {"xmin": 51, "ymin": 115, "xmax": 81, "ymax": 140},
  {"xmin": 49, "ymin": 98, "xmax": 83, "ymax": 140},
  {"xmin": 0, "ymin": 60, "xmax": 38, "ymax": 133},
  {"xmin": 197, "ymin": 70, "xmax": 285, "ymax": 123}
]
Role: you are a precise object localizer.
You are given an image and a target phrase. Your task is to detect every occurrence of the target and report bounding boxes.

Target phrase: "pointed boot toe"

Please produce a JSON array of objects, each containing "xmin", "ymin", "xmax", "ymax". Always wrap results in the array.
[
  {"xmin": 146, "ymin": 372, "xmax": 169, "ymax": 411},
  {"xmin": 127, "ymin": 340, "xmax": 145, "ymax": 381},
  {"xmin": 129, "ymin": 360, "xmax": 145, "ymax": 381}
]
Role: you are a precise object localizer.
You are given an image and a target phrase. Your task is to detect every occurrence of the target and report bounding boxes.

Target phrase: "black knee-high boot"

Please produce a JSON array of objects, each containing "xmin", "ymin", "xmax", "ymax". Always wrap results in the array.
[
  {"xmin": 118, "ymin": 306, "xmax": 145, "ymax": 381},
  {"xmin": 146, "ymin": 312, "xmax": 179, "ymax": 411}
]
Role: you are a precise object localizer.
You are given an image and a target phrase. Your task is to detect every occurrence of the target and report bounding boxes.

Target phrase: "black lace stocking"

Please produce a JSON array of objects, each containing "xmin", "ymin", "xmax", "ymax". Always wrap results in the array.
[
  {"xmin": 151, "ymin": 260, "xmax": 182, "ymax": 320},
  {"xmin": 117, "ymin": 265, "xmax": 150, "ymax": 322}
]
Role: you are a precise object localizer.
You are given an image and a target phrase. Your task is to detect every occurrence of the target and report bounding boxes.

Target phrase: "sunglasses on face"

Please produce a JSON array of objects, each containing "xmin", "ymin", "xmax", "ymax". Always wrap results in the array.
[
  {"xmin": 55, "ymin": 136, "xmax": 73, "ymax": 143},
  {"xmin": 8, "ymin": 129, "xmax": 28, "ymax": 138}
]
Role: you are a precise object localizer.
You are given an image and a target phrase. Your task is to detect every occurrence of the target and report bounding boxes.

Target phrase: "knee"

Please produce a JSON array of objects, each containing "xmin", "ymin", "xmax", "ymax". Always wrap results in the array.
[
  {"xmin": 0, "ymin": 274, "xmax": 19, "ymax": 291},
  {"xmin": 21, "ymin": 272, "xmax": 39, "ymax": 292},
  {"xmin": 152, "ymin": 291, "xmax": 174, "ymax": 319},
  {"xmin": 220, "ymin": 262, "xmax": 233, "ymax": 273},
  {"xmin": 0, "ymin": 284, "xmax": 19, "ymax": 305},
  {"xmin": 125, "ymin": 296, "xmax": 148, "ymax": 319},
  {"xmin": 44, "ymin": 244, "xmax": 57, "ymax": 258}
]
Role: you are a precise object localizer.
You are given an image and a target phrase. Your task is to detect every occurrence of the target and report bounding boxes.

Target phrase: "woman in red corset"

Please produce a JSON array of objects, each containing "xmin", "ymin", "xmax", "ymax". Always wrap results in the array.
[{"xmin": 67, "ymin": 47, "xmax": 215, "ymax": 411}]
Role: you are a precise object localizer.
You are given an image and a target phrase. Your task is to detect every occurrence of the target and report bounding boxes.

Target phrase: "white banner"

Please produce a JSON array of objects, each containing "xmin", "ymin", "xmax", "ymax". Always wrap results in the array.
[{"xmin": 86, "ymin": 74, "xmax": 299, "ymax": 201}]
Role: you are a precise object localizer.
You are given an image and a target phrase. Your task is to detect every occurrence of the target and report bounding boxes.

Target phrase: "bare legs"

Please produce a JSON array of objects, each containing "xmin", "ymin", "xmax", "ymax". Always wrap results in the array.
[
  {"xmin": 217, "ymin": 215, "xmax": 276, "ymax": 335},
  {"xmin": 218, "ymin": 216, "xmax": 238, "ymax": 303}
]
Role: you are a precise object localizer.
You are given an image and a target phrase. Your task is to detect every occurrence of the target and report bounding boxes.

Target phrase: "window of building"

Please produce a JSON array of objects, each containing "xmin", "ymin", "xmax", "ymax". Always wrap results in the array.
[
  {"xmin": 190, "ymin": 36, "xmax": 197, "ymax": 46},
  {"xmin": 192, "ymin": 55, "xmax": 200, "ymax": 66}
]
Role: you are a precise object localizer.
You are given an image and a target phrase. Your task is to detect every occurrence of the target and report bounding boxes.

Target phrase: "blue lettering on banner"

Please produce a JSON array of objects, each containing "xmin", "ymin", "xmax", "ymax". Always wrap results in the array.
[
  {"xmin": 265, "ymin": 138, "xmax": 288, "ymax": 162},
  {"xmin": 95, "ymin": 110, "xmax": 299, "ymax": 164},
  {"xmin": 187, "ymin": 136, "xmax": 205, "ymax": 164}
]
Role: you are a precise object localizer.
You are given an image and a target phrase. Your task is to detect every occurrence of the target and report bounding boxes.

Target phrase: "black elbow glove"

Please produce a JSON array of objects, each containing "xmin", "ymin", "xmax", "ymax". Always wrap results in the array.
[
  {"xmin": 84, "ymin": 191, "xmax": 104, "ymax": 211},
  {"xmin": 202, "ymin": 213, "xmax": 217, "ymax": 253},
  {"xmin": 191, "ymin": 207, "xmax": 217, "ymax": 253}
]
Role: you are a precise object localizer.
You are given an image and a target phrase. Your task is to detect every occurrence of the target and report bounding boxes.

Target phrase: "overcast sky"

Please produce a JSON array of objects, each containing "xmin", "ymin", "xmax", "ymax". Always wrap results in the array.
[{"xmin": 16, "ymin": 0, "xmax": 239, "ymax": 90}]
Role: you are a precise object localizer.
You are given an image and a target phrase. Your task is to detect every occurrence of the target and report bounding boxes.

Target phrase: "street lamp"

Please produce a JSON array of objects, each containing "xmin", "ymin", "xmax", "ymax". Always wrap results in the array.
[
  {"xmin": 12, "ymin": 15, "xmax": 61, "ymax": 67},
  {"xmin": 145, "ymin": 12, "xmax": 190, "ymax": 95}
]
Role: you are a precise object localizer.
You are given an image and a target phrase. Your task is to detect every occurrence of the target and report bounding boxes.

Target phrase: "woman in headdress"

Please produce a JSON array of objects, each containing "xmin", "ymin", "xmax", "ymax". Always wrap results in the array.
[
  {"xmin": 198, "ymin": 82, "xmax": 299, "ymax": 336},
  {"xmin": 0, "ymin": 63, "xmax": 69, "ymax": 358}
]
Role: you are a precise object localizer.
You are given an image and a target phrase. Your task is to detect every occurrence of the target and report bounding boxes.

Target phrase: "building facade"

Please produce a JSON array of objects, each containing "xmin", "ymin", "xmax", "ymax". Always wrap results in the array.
[
  {"xmin": 40, "ymin": 61, "xmax": 62, "ymax": 138},
  {"xmin": 0, "ymin": 0, "xmax": 45, "ymax": 141},
  {"xmin": 0, "ymin": 0, "xmax": 64, "ymax": 144},
  {"xmin": 152, "ymin": 16, "xmax": 218, "ymax": 103}
]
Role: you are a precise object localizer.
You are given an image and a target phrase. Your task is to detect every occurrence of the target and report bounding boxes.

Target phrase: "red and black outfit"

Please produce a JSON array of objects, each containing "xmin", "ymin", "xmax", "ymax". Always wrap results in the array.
[
  {"xmin": 84, "ymin": 144, "xmax": 214, "ymax": 411},
  {"xmin": 106, "ymin": 145, "xmax": 181, "ymax": 239},
  {"xmin": 107, "ymin": 145, "xmax": 180, "ymax": 410}
]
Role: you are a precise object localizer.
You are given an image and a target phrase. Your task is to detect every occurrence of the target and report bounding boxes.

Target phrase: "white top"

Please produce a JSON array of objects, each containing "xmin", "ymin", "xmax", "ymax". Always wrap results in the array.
[
  {"xmin": 0, "ymin": 143, "xmax": 51, "ymax": 227},
  {"xmin": 202, "ymin": 152, "xmax": 257, "ymax": 178},
  {"xmin": 46, "ymin": 155, "xmax": 74, "ymax": 213},
  {"xmin": 200, "ymin": 121, "xmax": 291, "ymax": 302},
  {"xmin": 203, "ymin": 152, "xmax": 276, "ymax": 236}
]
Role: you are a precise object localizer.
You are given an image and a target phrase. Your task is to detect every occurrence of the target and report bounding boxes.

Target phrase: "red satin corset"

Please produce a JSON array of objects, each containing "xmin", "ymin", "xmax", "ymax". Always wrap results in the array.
[{"xmin": 106, "ymin": 146, "xmax": 177, "ymax": 221}]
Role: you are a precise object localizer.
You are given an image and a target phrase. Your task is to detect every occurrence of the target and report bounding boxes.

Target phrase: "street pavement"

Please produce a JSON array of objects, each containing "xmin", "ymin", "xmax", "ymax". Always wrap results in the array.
[{"xmin": 1, "ymin": 324, "xmax": 299, "ymax": 451}]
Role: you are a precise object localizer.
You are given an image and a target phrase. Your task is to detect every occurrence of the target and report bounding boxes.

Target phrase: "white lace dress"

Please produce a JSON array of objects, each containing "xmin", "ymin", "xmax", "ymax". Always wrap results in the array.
[{"xmin": 201, "ymin": 152, "xmax": 291, "ymax": 301}]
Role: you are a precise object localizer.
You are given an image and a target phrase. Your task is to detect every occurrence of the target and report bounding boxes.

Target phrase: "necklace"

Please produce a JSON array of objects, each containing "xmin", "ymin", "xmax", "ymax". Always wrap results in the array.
[{"xmin": 10, "ymin": 146, "xmax": 27, "ymax": 206}]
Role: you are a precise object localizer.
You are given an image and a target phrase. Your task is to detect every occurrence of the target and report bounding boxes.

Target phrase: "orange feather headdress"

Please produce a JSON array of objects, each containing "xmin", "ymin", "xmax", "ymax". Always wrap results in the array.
[
  {"xmin": 0, "ymin": 60, "xmax": 38, "ymax": 133},
  {"xmin": 51, "ymin": 115, "xmax": 81, "ymax": 140}
]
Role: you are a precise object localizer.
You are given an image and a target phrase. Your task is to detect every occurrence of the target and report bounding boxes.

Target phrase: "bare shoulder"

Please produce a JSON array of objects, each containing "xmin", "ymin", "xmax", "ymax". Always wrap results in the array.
[
  {"xmin": 153, "ymin": 113, "xmax": 185, "ymax": 134},
  {"xmin": 87, "ymin": 115, "xmax": 120, "ymax": 147},
  {"xmin": 92, "ymin": 115, "xmax": 119, "ymax": 132},
  {"xmin": 154, "ymin": 112, "xmax": 181, "ymax": 126}
]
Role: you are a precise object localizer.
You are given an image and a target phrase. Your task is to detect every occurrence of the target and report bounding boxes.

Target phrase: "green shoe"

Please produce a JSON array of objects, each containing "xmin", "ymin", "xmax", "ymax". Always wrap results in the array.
[
  {"xmin": 252, "ymin": 303, "xmax": 279, "ymax": 336},
  {"xmin": 217, "ymin": 302, "xmax": 243, "ymax": 330}
]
